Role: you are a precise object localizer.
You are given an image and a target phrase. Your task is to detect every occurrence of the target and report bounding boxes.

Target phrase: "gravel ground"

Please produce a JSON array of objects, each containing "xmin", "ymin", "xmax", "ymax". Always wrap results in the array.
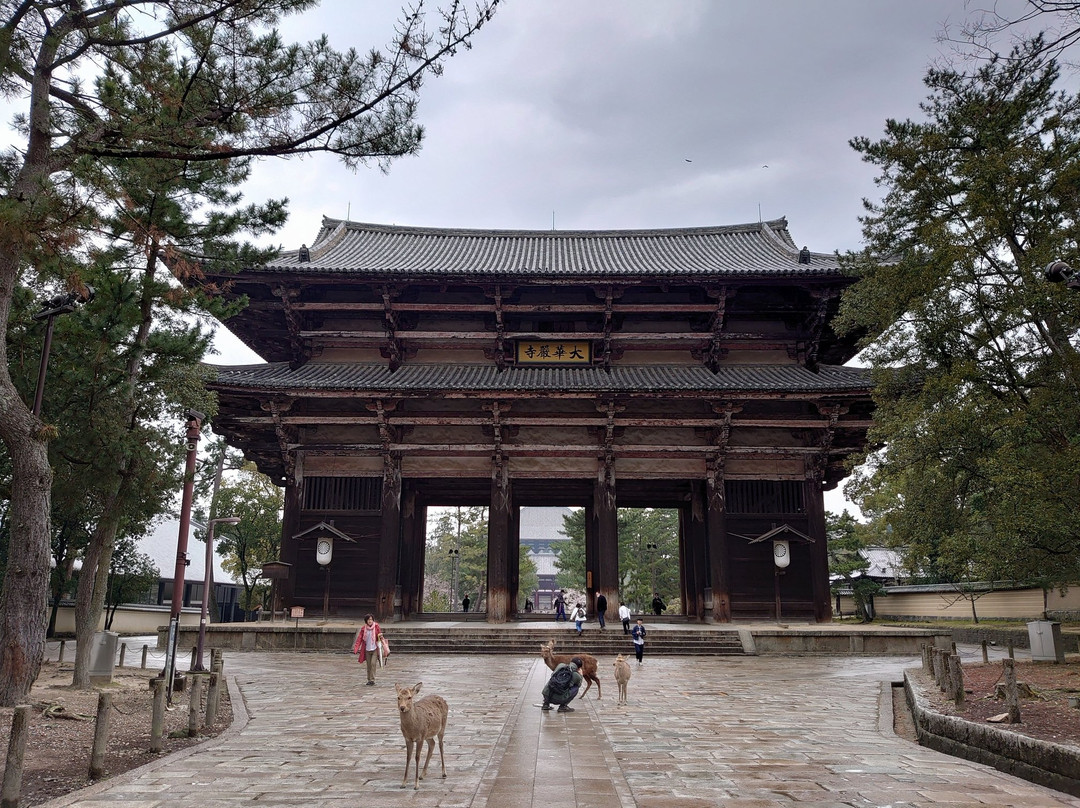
[
  {"xmin": 914, "ymin": 656, "xmax": 1080, "ymax": 747},
  {"xmin": 0, "ymin": 660, "xmax": 232, "ymax": 807}
]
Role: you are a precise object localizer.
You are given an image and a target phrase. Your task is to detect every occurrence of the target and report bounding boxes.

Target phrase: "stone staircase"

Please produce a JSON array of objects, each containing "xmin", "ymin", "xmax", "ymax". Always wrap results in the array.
[{"xmin": 382, "ymin": 625, "xmax": 747, "ymax": 656}]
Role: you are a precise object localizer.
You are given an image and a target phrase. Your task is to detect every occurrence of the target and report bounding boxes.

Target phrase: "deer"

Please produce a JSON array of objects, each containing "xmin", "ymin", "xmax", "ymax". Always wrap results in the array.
[
  {"xmin": 540, "ymin": 639, "xmax": 601, "ymax": 699},
  {"xmin": 394, "ymin": 682, "xmax": 448, "ymax": 790},
  {"xmin": 613, "ymin": 654, "xmax": 632, "ymax": 705}
]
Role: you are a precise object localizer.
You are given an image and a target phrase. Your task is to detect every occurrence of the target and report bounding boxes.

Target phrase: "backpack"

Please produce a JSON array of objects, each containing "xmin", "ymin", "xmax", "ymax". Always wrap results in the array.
[{"xmin": 548, "ymin": 665, "xmax": 575, "ymax": 696}]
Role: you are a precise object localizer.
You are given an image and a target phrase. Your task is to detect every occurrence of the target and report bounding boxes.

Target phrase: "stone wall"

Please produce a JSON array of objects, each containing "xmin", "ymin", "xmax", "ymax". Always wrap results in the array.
[{"xmin": 905, "ymin": 671, "xmax": 1080, "ymax": 797}]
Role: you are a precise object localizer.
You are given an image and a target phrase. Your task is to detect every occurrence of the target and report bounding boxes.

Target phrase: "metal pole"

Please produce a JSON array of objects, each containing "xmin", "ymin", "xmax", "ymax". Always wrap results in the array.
[
  {"xmin": 322, "ymin": 564, "xmax": 331, "ymax": 617},
  {"xmin": 193, "ymin": 521, "xmax": 217, "ymax": 672},
  {"xmin": 163, "ymin": 410, "xmax": 204, "ymax": 703},
  {"xmin": 31, "ymin": 314, "xmax": 57, "ymax": 417},
  {"xmin": 194, "ymin": 516, "xmax": 238, "ymax": 671},
  {"xmin": 774, "ymin": 569, "xmax": 782, "ymax": 622}
]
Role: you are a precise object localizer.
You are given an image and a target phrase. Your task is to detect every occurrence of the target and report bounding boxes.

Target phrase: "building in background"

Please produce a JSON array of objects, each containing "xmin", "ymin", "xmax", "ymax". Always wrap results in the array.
[
  {"xmin": 49, "ymin": 518, "xmax": 245, "ymax": 635},
  {"xmin": 203, "ymin": 218, "xmax": 874, "ymax": 622},
  {"xmin": 140, "ymin": 518, "xmax": 246, "ymax": 623},
  {"xmin": 519, "ymin": 506, "xmax": 574, "ymax": 610}
]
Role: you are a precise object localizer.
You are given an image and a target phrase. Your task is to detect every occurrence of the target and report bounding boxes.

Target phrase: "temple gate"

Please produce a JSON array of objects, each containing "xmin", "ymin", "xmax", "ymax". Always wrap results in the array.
[{"xmin": 201, "ymin": 218, "xmax": 873, "ymax": 622}]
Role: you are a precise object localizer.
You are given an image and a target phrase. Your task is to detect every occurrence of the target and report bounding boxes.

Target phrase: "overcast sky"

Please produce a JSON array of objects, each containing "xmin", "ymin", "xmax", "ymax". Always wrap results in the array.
[
  {"xmin": 210, "ymin": 0, "xmax": 1043, "ymax": 513},
  {"xmin": 215, "ymin": 0, "xmax": 1039, "ymax": 366}
]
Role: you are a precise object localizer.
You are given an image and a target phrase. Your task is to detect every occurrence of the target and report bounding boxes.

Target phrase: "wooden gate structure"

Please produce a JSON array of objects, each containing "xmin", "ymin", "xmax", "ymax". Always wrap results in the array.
[{"xmin": 202, "ymin": 218, "xmax": 874, "ymax": 623}]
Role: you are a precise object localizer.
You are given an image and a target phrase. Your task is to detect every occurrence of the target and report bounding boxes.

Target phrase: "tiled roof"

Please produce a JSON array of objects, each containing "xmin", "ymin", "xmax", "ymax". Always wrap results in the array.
[
  {"xmin": 262, "ymin": 217, "xmax": 841, "ymax": 278},
  {"xmin": 208, "ymin": 362, "xmax": 872, "ymax": 394}
]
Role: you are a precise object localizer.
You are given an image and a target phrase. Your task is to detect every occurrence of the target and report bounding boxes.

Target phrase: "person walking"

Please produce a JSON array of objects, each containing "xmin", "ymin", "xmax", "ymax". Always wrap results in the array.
[
  {"xmin": 596, "ymin": 593, "xmax": 608, "ymax": 629},
  {"xmin": 553, "ymin": 590, "xmax": 567, "ymax": 621},
  {"xmin": 619, "ymin": 602, "xmax": 631, "ymax": 634},
  {"xmin": 631, "ymin": 618, "xmax": 646, "ymax": 665},
  {"xmin": 651, "ymin": 593, "xmax": 666, "ymax": 616},
  {"xmin": 570, "ymin": 602, "xmax": 587, "ymax": 636},
  {"xmin": 462, "ymin": 594, "xmax": 471, "ymax": 613},
  {"xmin": 351, "ymin": 613, "xmax": 383, "ymax": 685},
  {"xmin": 541, "ymin": 657, "xmax": 584, "ymax": 712}
]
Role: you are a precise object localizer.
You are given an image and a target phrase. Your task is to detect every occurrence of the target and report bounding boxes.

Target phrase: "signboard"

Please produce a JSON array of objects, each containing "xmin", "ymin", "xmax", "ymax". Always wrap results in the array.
[
  {"xmin": 290, "ymin": 606, "xmax": 305, "ymax": 619},
  {"xmin": 260, "ymin": 561, "xmax": 292, "ymax": 580},
  {"xmin": 516, "ymin": 340, "xmax": 591, "ymax": 364}
]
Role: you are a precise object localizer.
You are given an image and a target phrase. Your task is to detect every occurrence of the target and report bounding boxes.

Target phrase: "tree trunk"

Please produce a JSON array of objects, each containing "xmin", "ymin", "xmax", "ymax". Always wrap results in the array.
[
  {"xmin": 0, "ymin": 373, "xmax": 53, "ymax": 706},
  {"xmin": 72, "ymin": 246, "xmax": 157, "ymax": 687},
  {"xmin": 0, "ymin": 26, "xmax": 78, "ymax": 704},
  {"xmin": 0, "ymin": 152, "xmax": 57, "ymax": 704},
  {"xmin": 72, "ymin": 481, "xmax": 128, "ymax": 688}
]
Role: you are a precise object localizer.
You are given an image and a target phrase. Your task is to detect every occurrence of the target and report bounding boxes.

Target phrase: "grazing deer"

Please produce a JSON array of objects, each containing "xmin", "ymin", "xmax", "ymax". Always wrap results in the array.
[
  {"xmin": 613, "ymin": 654, "xmax": 631, "ymax": 705},
  {"xmin": 540, "ymin": 639, "xmax": 601, "ymax": 699},
  {"xmin": 394, "ymin": 682, "xmax": 448, "ymax": 790}
]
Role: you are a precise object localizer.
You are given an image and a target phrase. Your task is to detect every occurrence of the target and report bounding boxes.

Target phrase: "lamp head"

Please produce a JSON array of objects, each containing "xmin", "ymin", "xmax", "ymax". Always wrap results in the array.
[{"xmin": 1046, "ymin": 260, "xmax": 1077, "ymax": 285}]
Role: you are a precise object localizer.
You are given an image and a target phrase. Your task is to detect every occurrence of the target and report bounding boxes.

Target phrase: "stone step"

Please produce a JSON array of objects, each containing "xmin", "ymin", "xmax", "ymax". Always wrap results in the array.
[{"xmin": 381, "ymin": 628, "xmax": 746, "ymax": 655}]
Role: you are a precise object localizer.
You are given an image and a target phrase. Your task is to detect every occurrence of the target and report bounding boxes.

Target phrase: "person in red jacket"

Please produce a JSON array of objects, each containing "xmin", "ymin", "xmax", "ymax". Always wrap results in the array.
[{"xmin": 352, "ymin": 614, "xmax": 383, "ymax": 686}]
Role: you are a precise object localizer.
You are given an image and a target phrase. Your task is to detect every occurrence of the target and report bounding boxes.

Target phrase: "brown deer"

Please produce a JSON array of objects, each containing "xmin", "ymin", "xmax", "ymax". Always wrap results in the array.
[
  {"xmin": 540, "ymin": 639, "xmax": 601, "ymax": 699},
  {"xmin": 394, "ymin": 682, "xmax": 448, "ymax": 790},
  {"xmin": 613, "ymin": 654, "xmax": 631, "ymax": 705}
]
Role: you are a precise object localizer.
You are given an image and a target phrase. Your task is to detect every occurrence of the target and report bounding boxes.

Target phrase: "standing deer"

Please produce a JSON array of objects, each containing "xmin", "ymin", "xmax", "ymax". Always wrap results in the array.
[
  {"xmin": 394, "ymin": 682, "xmax": 448, "ymax": 790},
  {"xmin": 540, "ymin": 639, "xmax": 601, "ymax": 699},
  {"xmin": 613, "ymin": 654, "xmax": 632, "ymax": 705}
]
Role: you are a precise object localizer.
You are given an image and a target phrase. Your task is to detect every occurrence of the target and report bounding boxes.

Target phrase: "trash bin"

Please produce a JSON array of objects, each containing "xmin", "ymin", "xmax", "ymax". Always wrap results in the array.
[
  {"xmin": 1027, "ymin": 620, "xmax": 1065, "ymax": 663},
  {"xmin": 89, "ymin": 630, "xmax": 119, "ymax": 683}
]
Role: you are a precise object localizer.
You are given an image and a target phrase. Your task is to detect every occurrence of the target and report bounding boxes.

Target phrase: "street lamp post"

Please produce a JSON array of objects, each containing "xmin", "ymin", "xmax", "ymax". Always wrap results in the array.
[
  {"xmin": 448, "ymin": 548, "xmax": 460, "ymax": 610},
  {"xmin": 192, "ymin": 516, "xmax": 240, "ymax": 672},
  {"xmin": 163, "ymin": 409, "xmax": 204, "ymax": 704},
  {"xmin": 31, "ymin": 286, "xmax": 94, "ymax": 416}
]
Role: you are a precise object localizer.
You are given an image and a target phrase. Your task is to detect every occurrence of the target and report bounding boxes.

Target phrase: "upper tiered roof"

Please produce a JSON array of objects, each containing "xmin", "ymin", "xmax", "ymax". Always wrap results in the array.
[{"xmin": 258, "ymin": 217, "xmax": 841, "ymax": 279}]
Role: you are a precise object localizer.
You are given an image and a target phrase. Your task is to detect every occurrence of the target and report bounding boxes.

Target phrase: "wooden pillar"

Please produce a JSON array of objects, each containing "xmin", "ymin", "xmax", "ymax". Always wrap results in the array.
[
  {"xmin": 279, "ymin": 477, "xmax": 302, "ymax": 612},
  {"xmin": 398, "ymin": 486, "xmax": 422, "ymax": 619},
  {"xmin": 678, "ymin": 505, "xmax": 691, "ymax": 617},
  {"xmin": 583, "ymin": 502, "xmax": 596, "ymax": 599},
  {"xmin": 683, "ymin": 483, "xmax": 708, "ymax": 620},
  {"xmin": 590, "ymin": 460, "xmax": 618, "ymax": 621},
  {"xmin": 804, "ymin": 472, "xmax": 831, "ymax": 622},
  {"xmin": 486, "ymin": 456, "xmax": 512, "ymax": 623},
  {"xmin": 376, "ymin": 454, "xmax": 402, "ymax": 621},
  {"xmin": 507, "ymin": 504, "xmax": 521, "ymax": 618},
  {"xmin": 706, "ymin": 458, "xmax": 731, "ymax": 622}
]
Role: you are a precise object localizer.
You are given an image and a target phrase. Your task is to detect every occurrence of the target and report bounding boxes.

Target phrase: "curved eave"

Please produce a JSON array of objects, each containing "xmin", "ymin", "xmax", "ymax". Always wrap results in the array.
[
  {"xmin": 206, "ymin": 362, "xmax": 874, "ymax": 398},
  {"xmin": 247, "ymin": 216, "xmax": 843, "ymax": 279}
]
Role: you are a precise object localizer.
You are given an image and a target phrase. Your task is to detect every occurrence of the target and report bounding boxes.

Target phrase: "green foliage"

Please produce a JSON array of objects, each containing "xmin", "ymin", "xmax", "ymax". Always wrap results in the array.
[
  {"xmin": 424, "ymin": 506, "xmax": 539, "ymax": 610},
  {"xmin": 213, "ymin": 470, "xmax": 284, "ymax": 611},
  {"xmin": 556, "ymin": 508, "xmax": 680, "ymax": 611},
  {"xmin": 424, "ymin": 589, "xmax": 451, "ymax": 613},
  {"xmin": 837, "ymin": 36, "xmax": 1080, "ymax": 589},
  {"xmin": 426, "ymin": 507, "xmax": 489, "ymax": 608},
  {"xmin": 827, "ymin": 510, "xmax": 883, "ymax": 622},
  {"xmin": 0, "ymin": 0, "xmax": 498, "ymax": 704},
  {"xmin": 104, "ymin": 535, "xmax": 160, "ymax": 630}
]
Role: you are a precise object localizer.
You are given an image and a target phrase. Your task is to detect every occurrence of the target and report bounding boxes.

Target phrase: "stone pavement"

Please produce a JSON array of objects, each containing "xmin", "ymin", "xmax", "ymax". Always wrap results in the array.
[{"xmin": 41, "ymin": 648, "xmax": 1080, "ymax": 808}]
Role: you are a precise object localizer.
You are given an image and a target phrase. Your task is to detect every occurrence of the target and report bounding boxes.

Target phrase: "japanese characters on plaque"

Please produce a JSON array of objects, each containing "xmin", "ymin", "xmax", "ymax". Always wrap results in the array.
[{"xmin": 515, "ymin": 340, "xmax": 592, "ymax": 364}]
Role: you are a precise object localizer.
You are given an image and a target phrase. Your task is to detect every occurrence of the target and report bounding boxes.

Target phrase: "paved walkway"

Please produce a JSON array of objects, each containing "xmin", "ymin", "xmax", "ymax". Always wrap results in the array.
[{"xmin": 41, "ymin": 648, "xmax": 1080, "ymax": 808}]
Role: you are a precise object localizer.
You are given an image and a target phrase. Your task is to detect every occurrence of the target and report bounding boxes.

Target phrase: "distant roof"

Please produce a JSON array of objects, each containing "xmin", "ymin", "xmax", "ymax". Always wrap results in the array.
[
  {"xmin": 862, "ymin": 546, "xmax": 903, "ymax": 580},
  {"xmin": 210, "ymin": 362, "xmax": 872, "ymax": 395},
  {"xmin": 141, "ymin": 518, "xmax": 241, "ymax": 584},
  {"xmin": 519, "ymin": 507, "xmax": 575, "ymax": 540},
  {"xmin": 260, "ymin": 217, "xmax": 842, "ymax": 279}
]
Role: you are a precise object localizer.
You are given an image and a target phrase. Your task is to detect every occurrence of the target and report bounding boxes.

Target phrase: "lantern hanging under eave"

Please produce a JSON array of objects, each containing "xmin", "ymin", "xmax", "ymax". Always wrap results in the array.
[{"xmin": 773, "ymin": 539, "xmax": 790, "ymax": 569}]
